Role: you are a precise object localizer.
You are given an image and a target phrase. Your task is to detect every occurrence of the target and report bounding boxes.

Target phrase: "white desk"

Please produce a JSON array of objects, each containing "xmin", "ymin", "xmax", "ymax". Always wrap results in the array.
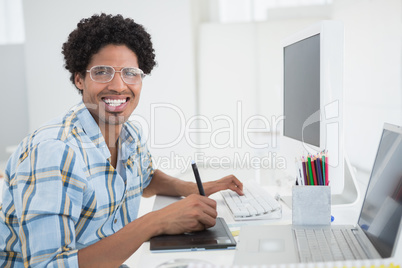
[{"xmin": 124, "ymin": 166, "xmax": 402, "ymax": 268}]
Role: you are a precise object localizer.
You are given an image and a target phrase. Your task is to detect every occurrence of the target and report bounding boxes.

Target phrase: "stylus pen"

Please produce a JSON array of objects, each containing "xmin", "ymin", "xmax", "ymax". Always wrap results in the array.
[{"xmin": 191, "ymin": 161, "xmax": 205, "ymax": 196}]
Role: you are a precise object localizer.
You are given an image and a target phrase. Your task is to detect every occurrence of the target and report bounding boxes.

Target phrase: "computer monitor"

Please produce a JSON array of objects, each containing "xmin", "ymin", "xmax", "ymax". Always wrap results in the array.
[{"xmin": 280, "ymin": 20, "xmax": 359, "ymax": 205}]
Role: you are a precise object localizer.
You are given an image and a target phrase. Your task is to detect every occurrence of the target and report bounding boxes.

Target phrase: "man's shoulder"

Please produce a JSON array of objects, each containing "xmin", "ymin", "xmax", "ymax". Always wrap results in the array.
[
  {"xmin": 31, "ymin": 109, "xmax": 81, "ymax": 143},
  {"xmin": 5, "ymin": 105, "xmax": 88, "ymax": 176},
  {"xmin": 17, "ymin": 103, "xmax": 85, "ymax": 153}
]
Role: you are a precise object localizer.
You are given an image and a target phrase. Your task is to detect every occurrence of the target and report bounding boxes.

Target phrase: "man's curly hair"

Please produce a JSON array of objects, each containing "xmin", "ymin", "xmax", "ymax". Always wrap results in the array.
[{"xmin": 62, "ymin": 13, "xmax": 156, "ymax": 94}]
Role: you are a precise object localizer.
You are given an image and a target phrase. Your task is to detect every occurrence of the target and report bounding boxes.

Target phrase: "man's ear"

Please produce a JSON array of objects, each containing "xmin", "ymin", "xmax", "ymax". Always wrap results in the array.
[{"xmin": 74, "ymin": 73, "xmax": 84, "ymax": 91}]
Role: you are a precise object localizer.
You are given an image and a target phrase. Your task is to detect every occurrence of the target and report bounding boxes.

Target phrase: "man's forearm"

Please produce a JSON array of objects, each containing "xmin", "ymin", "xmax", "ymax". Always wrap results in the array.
[
  {"xmin": 77, "ymin": 212, "xmax": 161, "ymax": 268},
  {"xmin": 142, "ymin": 169, "xmax": 198, "ymax": 197}
]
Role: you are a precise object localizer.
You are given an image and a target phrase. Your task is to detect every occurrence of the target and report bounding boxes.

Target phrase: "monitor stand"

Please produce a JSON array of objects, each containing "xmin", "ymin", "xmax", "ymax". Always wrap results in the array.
[
  {"xmin": 331, "ymin": 155, "xmax": 360, "ymax": 205},
  {"xmin": 280, "ymin": 155, "xmax": 360, "ymax": 208}
]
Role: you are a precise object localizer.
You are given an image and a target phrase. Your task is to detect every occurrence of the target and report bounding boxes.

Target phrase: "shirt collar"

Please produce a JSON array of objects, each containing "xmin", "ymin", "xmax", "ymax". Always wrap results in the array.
[
  {"xmin": 73, "ymin": 102, "xmax": 110, "ymax": 159},
  {"xmin": 72, "ymin": 101, "xmax": 139, "ymax": 162}
]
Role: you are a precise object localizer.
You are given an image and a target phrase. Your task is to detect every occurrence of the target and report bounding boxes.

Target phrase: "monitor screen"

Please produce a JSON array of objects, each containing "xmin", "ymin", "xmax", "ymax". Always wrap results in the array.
[
  {"xmin": 283, "ymin": 34, "xmax": 320, "ymax": 147},
  {"xmin": 358, "ymin": 125, "xmax": 402, "ymax": 257}
]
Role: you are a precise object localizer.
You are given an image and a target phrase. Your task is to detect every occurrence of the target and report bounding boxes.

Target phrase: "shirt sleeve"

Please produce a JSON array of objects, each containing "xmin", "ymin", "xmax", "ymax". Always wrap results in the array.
[{"xmin": 9, "ymin": 140, "xmax": 87, "ymax": 267}]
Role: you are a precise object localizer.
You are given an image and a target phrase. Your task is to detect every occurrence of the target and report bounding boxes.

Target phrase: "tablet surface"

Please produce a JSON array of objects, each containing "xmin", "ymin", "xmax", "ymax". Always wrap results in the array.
[{"xmin": 150, "ymin": 217, "xmax": 236, "ymax": 252}]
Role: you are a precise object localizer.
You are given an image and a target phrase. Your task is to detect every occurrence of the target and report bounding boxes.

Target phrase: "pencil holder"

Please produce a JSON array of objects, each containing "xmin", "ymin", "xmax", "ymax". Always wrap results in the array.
[{"xmin": 292, "ymin": 186, "xmax": 331, "ymax": 226}]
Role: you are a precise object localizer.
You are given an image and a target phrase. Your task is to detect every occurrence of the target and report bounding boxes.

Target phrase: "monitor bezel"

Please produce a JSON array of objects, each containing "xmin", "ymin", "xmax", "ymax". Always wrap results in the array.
[{"xmin": 281, "ymin": 20, "xmax": 345, "ymax": 194}]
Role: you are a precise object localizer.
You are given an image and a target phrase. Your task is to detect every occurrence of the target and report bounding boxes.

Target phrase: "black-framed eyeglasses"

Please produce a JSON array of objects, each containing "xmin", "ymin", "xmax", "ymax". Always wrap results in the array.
[{"xmin": 86, "ymin": 65, "xmax": 145, "ymax": 85}]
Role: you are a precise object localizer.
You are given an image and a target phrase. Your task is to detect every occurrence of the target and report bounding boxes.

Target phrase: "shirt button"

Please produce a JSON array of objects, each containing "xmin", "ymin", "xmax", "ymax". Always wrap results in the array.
[{"xmin": 114, "ymin": 219, "xmax": 117, "ymax": 224}]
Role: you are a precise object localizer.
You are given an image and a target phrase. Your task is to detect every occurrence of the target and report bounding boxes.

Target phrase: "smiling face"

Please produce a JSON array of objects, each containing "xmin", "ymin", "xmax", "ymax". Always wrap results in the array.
[{"xmin": 74, "ymin": 44, "xmax": 142, "ymax": 127}]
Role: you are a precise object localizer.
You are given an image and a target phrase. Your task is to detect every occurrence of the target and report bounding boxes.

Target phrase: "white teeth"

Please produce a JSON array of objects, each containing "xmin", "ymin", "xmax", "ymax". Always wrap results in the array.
[{"xmin": 103, "ymin": 98, "xmax": 127, "ymax": 107}]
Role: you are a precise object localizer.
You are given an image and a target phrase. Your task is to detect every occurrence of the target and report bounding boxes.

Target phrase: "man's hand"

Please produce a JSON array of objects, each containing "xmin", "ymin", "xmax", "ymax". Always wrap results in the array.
[
  {"xmin": 203, "ymin": 175, "xmax": 244, "ymax": 197},
  {"xmin": 152, "ymin": 194, "xmax": 218, "ymax": 236},
  {"xmin": 143, "ymin": 169, "xmax": 244, "ymax": 198}
]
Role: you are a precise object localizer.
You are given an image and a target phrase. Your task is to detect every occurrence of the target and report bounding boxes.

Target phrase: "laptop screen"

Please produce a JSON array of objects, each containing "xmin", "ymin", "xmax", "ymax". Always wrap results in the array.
[{"xmin": 358, "ymin": 124, "xmax": 402, "ymax": 258}]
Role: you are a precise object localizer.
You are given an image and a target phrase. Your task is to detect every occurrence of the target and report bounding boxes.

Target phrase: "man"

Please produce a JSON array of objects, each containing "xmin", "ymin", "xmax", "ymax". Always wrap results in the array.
[{"xmin": 0, "ymin": 13, "xmax": 243, "ymax": 267}]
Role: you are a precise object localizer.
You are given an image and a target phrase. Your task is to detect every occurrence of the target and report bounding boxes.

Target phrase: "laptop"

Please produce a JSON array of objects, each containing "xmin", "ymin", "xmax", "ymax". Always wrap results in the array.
[{"xmin": 234, "ymin": 123, "xmax": 402, "ymax": 265}]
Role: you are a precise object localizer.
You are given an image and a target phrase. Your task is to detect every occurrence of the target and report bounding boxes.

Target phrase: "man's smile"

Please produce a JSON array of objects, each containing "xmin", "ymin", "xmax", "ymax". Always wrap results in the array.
[
  {"xmin": 102, "ymin": 97, "xmax": 128, "ymax": 107},
  {"xmin": 101, "ymin": 96, "xmax": 131, "ymax": 112}
]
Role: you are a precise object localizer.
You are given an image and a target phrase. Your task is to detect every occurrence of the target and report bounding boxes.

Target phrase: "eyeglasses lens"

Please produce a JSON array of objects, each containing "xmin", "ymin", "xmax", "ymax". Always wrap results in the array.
[
  {"xmin": 90, "ymin": 66, "xmax": 114, "ymax": 83},
  {"xmin": 121, "ymin": 68, "xmax": 143, "ymax": 84},
  {"xmin": 90, "ymin": 66, "xmax": 143, "ymax": 84}
]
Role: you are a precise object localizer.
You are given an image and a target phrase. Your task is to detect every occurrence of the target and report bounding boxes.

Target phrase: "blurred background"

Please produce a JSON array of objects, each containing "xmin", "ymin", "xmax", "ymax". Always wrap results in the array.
[{"xmin": 0, "ymin": 0, "xmax": 401, "ymax": 179}]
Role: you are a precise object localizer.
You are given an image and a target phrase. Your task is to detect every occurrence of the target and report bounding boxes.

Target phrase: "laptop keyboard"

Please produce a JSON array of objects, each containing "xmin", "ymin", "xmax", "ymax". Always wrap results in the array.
[
  {"xmin": 294, "ymin": 228, "xmax": 368, "ymax": 262},
  {"xmin": 221, "ymin": 181, "xmax": 281, "ymax": 220}
]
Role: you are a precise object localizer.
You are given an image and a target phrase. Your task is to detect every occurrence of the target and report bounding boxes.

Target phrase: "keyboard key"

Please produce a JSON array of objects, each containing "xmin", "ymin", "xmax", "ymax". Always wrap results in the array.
[
  {"xmin": 221, "ymin": 181, "xmax": 281, "ymax": 220},
  {"xmin": 294, "ymin": 227, "xmax": 364, "ymax": 262}
]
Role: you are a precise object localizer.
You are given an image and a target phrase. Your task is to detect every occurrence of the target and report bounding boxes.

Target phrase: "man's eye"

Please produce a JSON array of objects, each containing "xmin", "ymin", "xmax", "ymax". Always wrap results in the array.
[
  {"xmin": 125, "ymin": 72, "xmax": 138, "ymax": 77},
  {"xmin": 93, "ymin": 67, "xmax": 113, "ymax": 76},
  {"xmin": 95, "ymin": 71, "xmax": 109, "ymax": 76},
  {"xmin": 124, "ymin": 69, "xmax": 138, "ymax": 77}
]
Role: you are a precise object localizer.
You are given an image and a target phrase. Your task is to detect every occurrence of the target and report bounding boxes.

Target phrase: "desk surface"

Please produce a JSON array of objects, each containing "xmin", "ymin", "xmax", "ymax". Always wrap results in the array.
[{"xmin": 124, "ymin": 167, "xmax": 402, "ymax": 268}]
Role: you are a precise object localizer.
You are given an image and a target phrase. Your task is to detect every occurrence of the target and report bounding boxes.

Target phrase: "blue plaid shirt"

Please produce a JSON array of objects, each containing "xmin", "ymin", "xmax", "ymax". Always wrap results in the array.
[{"xmin": 0, "ymin": 102, "xmax": 154, "ymax": 267}]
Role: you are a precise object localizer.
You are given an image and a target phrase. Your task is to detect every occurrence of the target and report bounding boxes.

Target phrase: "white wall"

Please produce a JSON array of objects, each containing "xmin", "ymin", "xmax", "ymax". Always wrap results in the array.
[
  {"xmin": 23, "ymin": 0, "xmax": 197, "ymax": 172},
  {"xmin": 197, "ymin": 18, "xmax": 325, "ymax": 163},
  {"xmin": 198, "ymin": 22, "xmax": 259, "ymax": 161},
  {"xmin": 0, "ymin": 44, "xmax": 29, "ymax": 162},
  {"xmin": 333, "ymin": 0, "xmax": 402, "ymax": 171},
  {"xmin": 197, "ymin": 0, "xmax": 402, "ymax": 174}
]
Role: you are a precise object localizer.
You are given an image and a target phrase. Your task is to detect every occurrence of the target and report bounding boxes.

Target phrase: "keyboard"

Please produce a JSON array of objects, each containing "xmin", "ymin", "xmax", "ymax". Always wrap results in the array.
[
  {"xmin": 221, "ymin": 181, "xmax": 282, "ymax": 220},
  {"xmin": 294, "ymin": 227, "xmax": 368, "ymax": 262}
]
